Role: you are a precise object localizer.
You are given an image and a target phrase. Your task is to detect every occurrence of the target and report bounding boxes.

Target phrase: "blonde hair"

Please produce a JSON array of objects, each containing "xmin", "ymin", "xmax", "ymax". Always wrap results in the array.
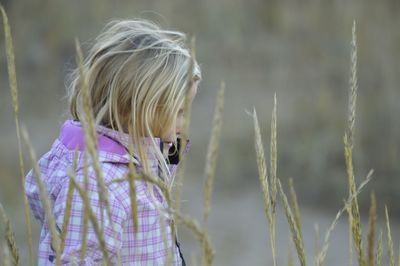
[{"xmin": 67, "ymin": 19, "xmax": 201, "ymax": 186}]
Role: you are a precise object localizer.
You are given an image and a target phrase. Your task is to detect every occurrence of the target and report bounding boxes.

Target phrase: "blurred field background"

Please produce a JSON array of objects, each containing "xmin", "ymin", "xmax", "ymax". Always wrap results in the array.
[{"xmin": 1, "ymin": 0, "xmax": 399, "ymax": 265}]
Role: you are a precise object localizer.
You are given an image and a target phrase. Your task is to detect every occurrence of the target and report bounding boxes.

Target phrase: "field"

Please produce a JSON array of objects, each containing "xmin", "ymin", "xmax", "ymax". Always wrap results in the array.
[{"xmin": 1, "ymin": 1, "xmax": 400, "ymax": 265}]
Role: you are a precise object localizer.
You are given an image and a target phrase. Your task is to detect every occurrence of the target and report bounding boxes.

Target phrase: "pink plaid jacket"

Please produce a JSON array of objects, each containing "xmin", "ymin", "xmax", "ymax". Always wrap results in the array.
[{"xmin": 25, "ymin": 120, "xmax": 185, "ymax": 265}]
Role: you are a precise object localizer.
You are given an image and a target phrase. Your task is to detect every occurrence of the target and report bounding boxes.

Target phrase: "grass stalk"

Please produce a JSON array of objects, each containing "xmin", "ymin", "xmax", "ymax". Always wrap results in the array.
[
  {"xmin": 348, "ymin": 205, "xmax": 353, "ymax": 266},
  {"xmin": 21, "ymin": 127, "xmax": 61, "ymax": 265},
  {"xmin": 269, "ymin": 94, "xmax": 278, "ymax": 266},
  {"xmin": 112, "ymin": 172, "xmax": 174, "ymax": 264},
  {"xmin": 171, "ymin": 36, "xmax": 197, "ymax": 265},
  {"xmin": 367, "ymin": 192, "xmax": 377, "ymax": 266},
  {"xmin": 173, "ymin": 211, "xmax": 214, "ymax": 266},
  {"xmin": 202, "ymin": 81, "xmax": 224, "ymax": 226},
  {"xmin": 270, "ymin": 93, "xmax": 278, "ymax": 214},
  {"xmin": 127, "ymin": 132, "xmax": 139, "ymax": 234},
  {"xmin": 316, "ymin": 169, "xmax": 373, "ymax": 266},
  {"xmin": 75, "ymin": 39, "xmax": 120, "ymax": 264},
  {"xmin": 278, "ymin": 179, "xmax": 307, "ymax": 266},
  {"xmin": 60, "ymin": 149, "xmax": 78, "ymax": 255},
  {"xmin": 376, "ymin": 230, "xmax": 383, "ymax": 266},
  {"xmin": 75, "ymin": 39, "xmax": 108, "ymax": 225},
  {"xmin": 174, "ymin": 36, "xmax": 196, "ymax": 212},
  {"xmin": 69, "ymin": 176, "xmax": 111, "ymax": 265},
  {"xmin": 347, "ymin": 21, "xmax": 358, "ymax": 149},
  {"xmin": 344, "ymin": 20, "xmax": 366, "ymax": 266},
  {"xmin": 0, "ymin": 203, "xmax": 19, "ymax": 265},
  {"xmin": 345, "ymin": 135, "xmax": 365, "ymax": 266},
  {"xmin": 201, "ymin": 81, "xmax": 224, "ymax": 266},
  {"xmin": 0, "ymin": 6, "xmax": 34, "ymax": 266},
  {"xmin": 113, "ymin": 172, "xmax": 214, "ymax": 265},
  {"xmin": 80, "ymin": 152, "xmax": 90, "ymax": 263},
  {"xmin": 252, "ymin": 109, "xmax": 276, "ymax": 266},
  {"xmin": 385, "ymin": 206, "xmax": 395, "ymax": 266},
  {"xmin": 289, "ymin": 178, "xmax": 302, "ymax": 240}
]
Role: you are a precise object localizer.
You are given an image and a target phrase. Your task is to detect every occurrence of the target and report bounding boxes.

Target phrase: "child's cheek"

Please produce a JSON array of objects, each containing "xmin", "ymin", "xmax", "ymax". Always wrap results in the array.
[{"xmin": 176, "ymin": 114, "xmax": 184, "ymax": 135}]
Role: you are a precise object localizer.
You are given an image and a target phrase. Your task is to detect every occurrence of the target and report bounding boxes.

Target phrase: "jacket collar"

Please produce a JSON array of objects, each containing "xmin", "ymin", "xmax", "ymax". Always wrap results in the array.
[
  {"xmin": 58, "ymin": 120, "xmax": 161, "ymax": 165},
  {"xmin": 58, "ymin": 120, "xmax": 189, "ymax": 178}
]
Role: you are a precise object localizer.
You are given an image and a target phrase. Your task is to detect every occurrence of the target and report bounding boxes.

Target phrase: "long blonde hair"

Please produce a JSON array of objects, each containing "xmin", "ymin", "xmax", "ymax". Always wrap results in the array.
[{"xmin": 67, "ymin": 19, "xmax": 201, "ymax": 186}]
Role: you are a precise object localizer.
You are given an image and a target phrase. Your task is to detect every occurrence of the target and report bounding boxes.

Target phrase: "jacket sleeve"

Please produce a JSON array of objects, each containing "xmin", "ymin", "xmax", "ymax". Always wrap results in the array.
[{"xmin": 52, "ymin": 166, "xmax": 127, "ymax": 265}]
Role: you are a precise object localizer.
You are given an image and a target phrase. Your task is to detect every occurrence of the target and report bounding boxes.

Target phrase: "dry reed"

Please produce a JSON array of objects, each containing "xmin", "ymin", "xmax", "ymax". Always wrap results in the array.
[
  {"xmin": 173, "ymin": 211, "xmax": 214, "ymax": 266},
  {"xmin": 174, "ymin": 36, "xmax": 196, "ymax": 212},
  {"xmin": 21, "ymin": 127, "xmax": 61, "ymax": 265},
  {"xmin": 80, "ymin": 152, "xmax": 90, "ymax": 263},
  {"xmin": 59, "ymin": 149, "xmax": 78, "ymax": 255},
  {"xmin": 0, "ymin": 203, "xmax": 19, "ymax": 265},
  {"xmin": 2, "ymin": 11, "xmax": 397, "ymax": 266},
  {"xmin": 345, "ymin": 135, "xmax": 365, "ymax": 265},
  {"xmin": 169, "ymin": 38, "xmax": 197, "ymax": 265},
  {"xmin": 347, "ymin": 21, "xmax": 358, "ymax": 148},
  {"xmin": 270, "ymin": 93, "xmax": 278, "ymax": 214},
  {"xmin": 252, "ymin": 109, "xmax": 277, "ymax": 266},
  {"xmin": 277, "ymin": 179, "xmax": 307, "ymax": 266},
  {"xmin": 344, "ymin": 20, "xmax": 366, "ymax": 266},
  {"xmin": 348, "ymin": 209, "xmax": 353, "ymax": 266},
  {"xmin": 75, "ymin": 40, "xmax": 121, "ymax": 265},
  {"xmin": 201, "ymin": 81, "xmax": 224, "ymax": 266},
  {"xmin": 316, "ymin": 169, "xmax": 373, "ymax": 266},
  {"xmin": 367, "ymin": 191, "xmax": 377, "ymax": 266},
  {"xmin": 376, "ymin": 230, "xmax": 383, "ymax": 266},
  {"xmin": 69, "ymin": 175, "xmax": 111, "ymax": 265},
  {"xmin": 0, "ymin": 6, "xmax": 34, "ymax": 265},
  {"xmin": 127, "ymin": 132, "xmax": 139, "ymax": 234},
  {"xmin": 289, "ymin": 178, "xmax": 302, "ymax": 240},
  {"xmin": 115, "ymin": 169, "xmax": 215, "ymax": 266},
  {"xmin": 202, "ymin": 81, "xmax": 224, "ymax": 226},
  {"xmin": 75, "ymin": 40, "xmax": 111, "ymax": 226},
  {"xmin": 269, "ymin": 94, "xmax": 278, "ymax": 266},
  {"xmin": 385, "ymin": 206, "xmax": 395, "ymax": 266},
  {"xmin": 111, "ymin": 173, "xmax": 174, "ymax": 265}
]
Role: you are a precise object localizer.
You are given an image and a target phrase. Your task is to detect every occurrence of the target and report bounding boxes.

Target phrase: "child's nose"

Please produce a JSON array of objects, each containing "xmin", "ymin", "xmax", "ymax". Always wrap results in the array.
[{"xmin": 176, "ymin": 123, "xmax": 182, "ymax": 135}]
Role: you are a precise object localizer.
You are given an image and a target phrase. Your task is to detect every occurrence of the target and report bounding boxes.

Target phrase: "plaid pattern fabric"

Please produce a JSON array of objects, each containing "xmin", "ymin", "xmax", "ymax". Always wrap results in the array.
[{"xmin": 25, "ymin": 120, "xmax": 184, "ymax": 265}]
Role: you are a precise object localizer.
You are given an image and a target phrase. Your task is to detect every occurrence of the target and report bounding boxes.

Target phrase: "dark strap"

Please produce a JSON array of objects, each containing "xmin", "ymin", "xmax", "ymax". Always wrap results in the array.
[{"xmin": 175, "ymin": 239, "xmax": 186, "ymax": 266}]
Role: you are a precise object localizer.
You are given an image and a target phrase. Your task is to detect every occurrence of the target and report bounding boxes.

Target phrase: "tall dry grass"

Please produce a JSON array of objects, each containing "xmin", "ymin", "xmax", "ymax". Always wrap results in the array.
[
  {"xmin": 367, "ymin": 192, "xmax": 377, "ymax": 266},
  {"xmin": 0, "ymin": 5, "xmax": 34, "ymax": 266},
  {"xmin": 344, "ymin": 21, "xmax": 366, "ymax": 266},
  {"xmin": 0, "ymin": 203, "xmax": 19, "ymax": 265},
  {"xmin": 251, "ymin": 19, "xmax": 397, "ymax": 266},
  {"xmin": 1, "ymin": 5, "xmax": 399, "ymax": 266},
  {"xmin": 253, "ymin": 108, "xmax": 277, "ymax": 266},
  {"xmin": 21, "ymin": 128, "xmax": 62, "ymax": 265}
]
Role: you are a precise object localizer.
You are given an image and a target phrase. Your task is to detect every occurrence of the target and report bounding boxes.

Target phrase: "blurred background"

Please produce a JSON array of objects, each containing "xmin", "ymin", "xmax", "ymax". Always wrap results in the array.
[{"xmin": 1, "ymin": 0, "xmax": 399, "ymax": 265}]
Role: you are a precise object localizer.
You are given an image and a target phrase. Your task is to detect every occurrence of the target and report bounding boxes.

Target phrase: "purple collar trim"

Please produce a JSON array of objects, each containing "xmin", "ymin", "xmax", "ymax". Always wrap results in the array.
[{"xmin": 58, "ymin": 120, "xmax": 128, "ymax": 155}]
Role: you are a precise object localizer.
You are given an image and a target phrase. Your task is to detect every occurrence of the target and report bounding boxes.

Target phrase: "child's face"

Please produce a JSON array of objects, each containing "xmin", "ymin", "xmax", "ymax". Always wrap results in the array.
[{"xmin": 162, "ymin": 85, "xmax": 198, "ymax": 144}]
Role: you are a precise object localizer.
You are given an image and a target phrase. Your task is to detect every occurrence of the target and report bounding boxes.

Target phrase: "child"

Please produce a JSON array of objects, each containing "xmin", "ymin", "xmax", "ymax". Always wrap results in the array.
[{"xmin": 25, "ymin": 19, "xmax": 201, "ymax": 265}]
